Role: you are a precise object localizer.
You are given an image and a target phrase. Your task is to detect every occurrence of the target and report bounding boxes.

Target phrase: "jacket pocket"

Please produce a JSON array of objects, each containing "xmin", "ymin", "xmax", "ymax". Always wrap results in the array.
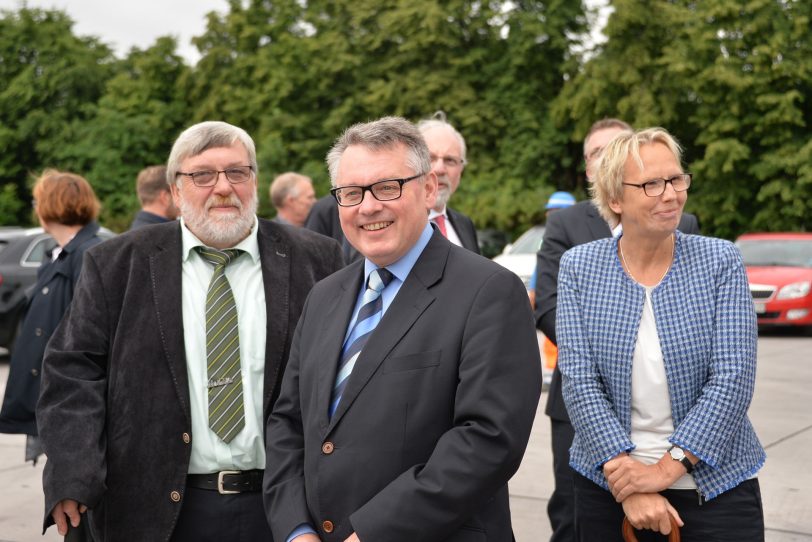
[{"xmin": 382, "ymin": 350, "xmax": 441, "ymax": 374}]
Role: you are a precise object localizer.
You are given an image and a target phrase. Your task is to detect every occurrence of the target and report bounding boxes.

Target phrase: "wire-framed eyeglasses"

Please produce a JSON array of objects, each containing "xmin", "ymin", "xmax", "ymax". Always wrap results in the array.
[
  {"xmin": 331, "ymin": 173, "xmax": 425, "ymax": 207},
  {"xmin": 622, "ymin": 173, "xmax": 692, "ymax": 197},
  {"xmin": 176, "ymin": 166, "xmax": 254, "ymax": 187}
]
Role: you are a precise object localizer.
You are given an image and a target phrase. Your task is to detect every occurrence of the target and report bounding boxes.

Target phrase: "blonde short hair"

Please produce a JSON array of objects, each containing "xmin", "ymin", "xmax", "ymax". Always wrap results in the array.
[{"xmin": 590, "ymin": 127, "xmax": 683, "ymax": 227}]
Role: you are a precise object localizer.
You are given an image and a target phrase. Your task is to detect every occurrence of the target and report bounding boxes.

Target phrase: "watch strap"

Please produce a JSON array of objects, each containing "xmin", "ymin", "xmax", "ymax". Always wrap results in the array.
[{"xmin": 668, "ymin": 445, "xmax": 694, "ymax": 474}]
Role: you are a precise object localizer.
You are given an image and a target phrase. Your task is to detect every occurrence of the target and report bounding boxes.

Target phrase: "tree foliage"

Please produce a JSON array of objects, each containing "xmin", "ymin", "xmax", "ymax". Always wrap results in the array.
[{"xmin": 0, "ymin": 0, "xmax": 809, "ymax": 239}]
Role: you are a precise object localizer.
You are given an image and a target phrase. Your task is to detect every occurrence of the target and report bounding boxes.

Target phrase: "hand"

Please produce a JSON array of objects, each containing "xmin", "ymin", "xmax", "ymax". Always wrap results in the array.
[
  {"xmin": 622, "ymin": 493, "xmax": 683, "ymax": 535},
  {"xmin": 605, "ymin": 455, "xmax": 681, "ymax": 502},
  {"xmin": 292, "ymin": 534, "xmax": 322, "ymax": 542},
  {"xmin": 344, "ymin": 533, "xmax": 361, "ymax": 542},
  {"xmin": 51, "ymin": 499, "xmax": 87, "ymax": 536}
]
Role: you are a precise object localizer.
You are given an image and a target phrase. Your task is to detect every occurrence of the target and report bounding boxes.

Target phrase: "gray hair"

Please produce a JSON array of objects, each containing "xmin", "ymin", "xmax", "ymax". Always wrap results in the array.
[
  {"xmin": 326, "ymin": 116, "xmax": 431, "ymax": 187},
  {"xmin": 591, "ymin": 127, "xmax": 683, "ymax": 227},
  {"xmin": 270, "ymin": 172, "xmax": 312, "ymax": 208},
  {"xmin": 416, "ymin": 110, "xmax": 467, "ymax": 164},
  {"xmin": 166, "ymin": 121, "xmax": 258, "ymax": 186}
]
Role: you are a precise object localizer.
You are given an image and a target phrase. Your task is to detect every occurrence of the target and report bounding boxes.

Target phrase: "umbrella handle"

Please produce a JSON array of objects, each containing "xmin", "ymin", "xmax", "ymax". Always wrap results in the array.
[{"xmin": 622, "ymin": 515, "xmax": 681, "ymax": 542}]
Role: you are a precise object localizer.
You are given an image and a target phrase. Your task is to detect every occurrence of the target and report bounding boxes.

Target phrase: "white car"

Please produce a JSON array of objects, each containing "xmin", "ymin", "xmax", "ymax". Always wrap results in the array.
[{"xmin": 492, "ymin": 225, "xmax": 545, "ymax": 289}]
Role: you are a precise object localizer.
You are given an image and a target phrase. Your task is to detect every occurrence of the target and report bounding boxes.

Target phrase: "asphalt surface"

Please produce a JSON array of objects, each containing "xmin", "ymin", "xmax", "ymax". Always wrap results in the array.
[{"xmin": 1, "ymin": 331, "xmax": 811, "ymax": 541}]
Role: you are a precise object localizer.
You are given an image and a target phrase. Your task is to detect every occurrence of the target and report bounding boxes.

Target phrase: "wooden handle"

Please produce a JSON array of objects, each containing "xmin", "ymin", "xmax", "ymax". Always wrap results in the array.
[{"xmin": 622, "ymin": 515, "xmax": 681, "ymax": 542}]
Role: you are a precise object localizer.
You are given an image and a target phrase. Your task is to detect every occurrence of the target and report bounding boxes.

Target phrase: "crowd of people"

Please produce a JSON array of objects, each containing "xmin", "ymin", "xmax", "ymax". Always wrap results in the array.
[{"xmin": 0, "ymin": 113, "xmax": 765, "ymax": 542}]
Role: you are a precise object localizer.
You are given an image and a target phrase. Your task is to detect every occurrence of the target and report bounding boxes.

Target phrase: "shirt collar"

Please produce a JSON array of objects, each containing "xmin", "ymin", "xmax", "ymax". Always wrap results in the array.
[
  {"xmin": 428, "ymin": 207, "xmax": 447, "ymax": 220},
  {"xmin": 364, "ymin": 222, "xmax": 433, "ymax": 284},
  {"xmin": 180, "ymin": 216, "xmax": 261, "ymax": 263}
]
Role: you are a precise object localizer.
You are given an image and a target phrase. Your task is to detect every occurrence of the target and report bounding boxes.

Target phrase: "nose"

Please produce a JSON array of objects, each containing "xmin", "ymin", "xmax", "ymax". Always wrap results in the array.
[
  {"xmin": 357, "ymin": 189, "xmax": 383, "ymax": 214},
  {"xmin": 212, "ymin": 171, "xmax": 234, "ymax": 194},
  {"xmin": 661, "ymin": 180, "xmax": 678, "ymax": 200},
  {"xmin": 430, "ymin": 156, "xmax": 446, "ymax": 174}
]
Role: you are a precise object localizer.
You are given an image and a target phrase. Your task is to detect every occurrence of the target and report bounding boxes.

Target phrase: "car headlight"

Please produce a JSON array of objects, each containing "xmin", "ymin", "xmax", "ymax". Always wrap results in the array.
[{"xmin": 776, "ymin": 281, "xmax": 811, "ymax": 300}]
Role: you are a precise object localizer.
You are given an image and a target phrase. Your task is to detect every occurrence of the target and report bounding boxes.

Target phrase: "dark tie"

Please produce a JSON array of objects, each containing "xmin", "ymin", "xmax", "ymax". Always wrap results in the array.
[
  {"xmin": 432, "ymin": 215, "xmax": 448, "ymax": 237},
  {"xmin": 330, "ymin": 268, "xmax": 394, "ymax": 418},
  {"xmin": 195, "ymin": 246, "xmax": 245, "ymax": 443}
]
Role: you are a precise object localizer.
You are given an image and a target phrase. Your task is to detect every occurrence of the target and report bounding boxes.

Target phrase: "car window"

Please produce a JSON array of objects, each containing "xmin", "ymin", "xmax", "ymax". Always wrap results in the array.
[
  {"xmin": 0, "ymin": 240, "xmax": 7, "ymax": 255},
  {"xmin": 736, "ymin": 239, "xmax": 812, "ymax": 267},
  {"xmin": 509, "ymin": 227, "xmax": 545, "ymax": 255},
  {"xmin": 22, "ymin": 236, "xmax": 57, "ymax": 267}
]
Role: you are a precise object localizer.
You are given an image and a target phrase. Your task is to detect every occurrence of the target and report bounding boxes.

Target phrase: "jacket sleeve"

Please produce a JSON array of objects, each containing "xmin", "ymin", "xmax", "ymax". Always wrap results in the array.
[
  {"xmin": 534, "ymin": 211, "xmax": 570, "ymax": 344},
  {"xmin": 557, "ymin": 251, "xmax": 634, "ymax": 469},
  {"xmin": 263, "ymin": 297, "xmax": 317, "ymax": 542},
  {"xmin": 670, "ymin": 243, "xmax": 758, "ymax": 467},
  {"xmin": 349, "ymin": 269, "xmax": 541, "ymax": 541},
  {"xmin": 37, "ymin": 251, "xmax": 110, "ymax": 531}
]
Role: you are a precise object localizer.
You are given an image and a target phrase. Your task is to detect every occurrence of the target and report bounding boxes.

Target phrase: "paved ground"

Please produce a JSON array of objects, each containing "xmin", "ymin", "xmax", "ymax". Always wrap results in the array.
[{"xmin": 1, "ymin": 331, "xmax": 811, "ymax": 541}]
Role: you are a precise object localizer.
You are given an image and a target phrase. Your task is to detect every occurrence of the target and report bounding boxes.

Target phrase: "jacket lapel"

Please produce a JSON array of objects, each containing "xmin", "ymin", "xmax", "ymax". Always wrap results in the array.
[
  {"xmin": 149, "ymin": 224, "xmax": 191, "ymax": 424},
  {"xmin": 327, "ymin": 234, "xmax": 447, "ymax": 429},
  {"xmin": 316, "ymin": 263, "xmax": 364, "ymax": 432},
  {"xmin": 257, "ymin": 220, "xmax": 294, "ymax": 417}
]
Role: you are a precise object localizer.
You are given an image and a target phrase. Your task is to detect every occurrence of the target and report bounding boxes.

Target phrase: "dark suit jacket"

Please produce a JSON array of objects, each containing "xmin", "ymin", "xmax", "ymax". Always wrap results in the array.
[
  {"xmin": 264, "ymin": 231, "xmax": 541, "ymax": 542},
  {"xmin": 36, "ymin": 219, "xmax": 343, "ymax": 541},
  {"xmin": 534, "ymin": 201, "xmax": 700, "ymax": 421},
  {"xmin": 446, "ymin": 207, "xmax": 480, "ymax": 254},
  {"xmin": 305, "ymin": 194, "xmax": 361, "ymax": 262}
]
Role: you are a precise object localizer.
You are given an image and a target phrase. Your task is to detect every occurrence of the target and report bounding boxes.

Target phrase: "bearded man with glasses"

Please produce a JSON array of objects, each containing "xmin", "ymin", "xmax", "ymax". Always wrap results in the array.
[{"xmin": 37, "ymin": 121, "xmax": 344, "ymax": 541}]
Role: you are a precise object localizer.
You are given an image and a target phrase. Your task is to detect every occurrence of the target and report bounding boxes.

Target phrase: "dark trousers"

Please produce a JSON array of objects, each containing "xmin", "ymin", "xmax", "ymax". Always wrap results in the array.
[
  {"xmin": 170, "ymin": 487, "xmax": 272, "ymax": 542},
  {"xmin": 548, "ymin": 418, "xmax": 576, "ymax": 542},
  {"xmin": 572, "ymin": 472, "xmax": 764, "ymax": 542}
]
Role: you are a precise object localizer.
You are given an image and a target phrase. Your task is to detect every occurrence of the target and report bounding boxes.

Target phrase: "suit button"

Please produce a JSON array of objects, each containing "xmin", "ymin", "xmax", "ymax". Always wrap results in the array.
[
  {"xmin": 322, "ymin": 520, "xmax": 334, "ymax": 533},
  {"xmin": 41, "ymin": 286, "xmax": 49, "ymax": 295},
  {"xmin": 31, "ymin": 369, "xmax": 39, "ymax": 377},
  {"xmin": 35, "ymin": 328, "xmax": 43, "ymax": 336},
  {"xmin": 182, "ymin": 432, "xmax": 191, "ymax": 444},
  {"xmin": 170, "ymin": 491, "xmax": 181, "ymax": 502},
  {"xmin": 322, "ymin": 441, "xmax": 334, "ymax": 454}
]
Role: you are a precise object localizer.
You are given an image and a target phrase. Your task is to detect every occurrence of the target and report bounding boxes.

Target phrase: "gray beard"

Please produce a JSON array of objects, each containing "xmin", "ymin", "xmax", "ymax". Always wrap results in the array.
[
  {"xmin": 434, "ymin": 185, "xmax": 451, "ymax": 210},
  {"xmin": 180, "ymin": 191, "xmax": 257, "ymax": 248}
]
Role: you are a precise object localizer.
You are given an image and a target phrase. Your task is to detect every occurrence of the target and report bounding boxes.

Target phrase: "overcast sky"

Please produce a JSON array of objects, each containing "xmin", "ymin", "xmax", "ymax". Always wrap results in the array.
[
  {"xmin": 0, "ymin": 0, "xmax": 228, "ymax": 63},
  {"xmin": 1, "ymin": 0, "xmax": 609, "ymax": 65}
]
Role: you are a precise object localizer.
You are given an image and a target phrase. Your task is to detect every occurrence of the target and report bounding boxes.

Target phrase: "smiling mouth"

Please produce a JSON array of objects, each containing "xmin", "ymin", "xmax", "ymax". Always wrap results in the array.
[{"xmin": 362, "ymin": 221, "xmax": 392, "ymax": 231}]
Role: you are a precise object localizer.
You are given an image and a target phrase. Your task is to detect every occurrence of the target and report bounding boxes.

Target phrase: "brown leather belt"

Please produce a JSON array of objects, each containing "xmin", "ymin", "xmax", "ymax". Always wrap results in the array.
[{"xmin": 186, "ymin": 470, "xmax": 264, "ymax": 494}]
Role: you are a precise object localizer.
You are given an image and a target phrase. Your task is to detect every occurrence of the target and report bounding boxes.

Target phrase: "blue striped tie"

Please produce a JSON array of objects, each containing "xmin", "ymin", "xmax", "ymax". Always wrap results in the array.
[{"xmin": 330, "ymin": 268, "xmax": 394, "ymax": 418}]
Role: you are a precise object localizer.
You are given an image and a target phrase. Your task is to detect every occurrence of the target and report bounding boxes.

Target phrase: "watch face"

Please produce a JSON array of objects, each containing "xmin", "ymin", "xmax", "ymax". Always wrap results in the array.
[{"xmin": 670, "ymin": 446, "xmax": 686, "ymax": 461}]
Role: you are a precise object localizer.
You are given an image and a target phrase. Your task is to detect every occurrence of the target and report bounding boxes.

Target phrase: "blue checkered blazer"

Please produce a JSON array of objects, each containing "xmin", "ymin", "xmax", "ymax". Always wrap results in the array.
[{"xmin": 557, "ymin": 231, "xmax": 765, "ymax": 500}]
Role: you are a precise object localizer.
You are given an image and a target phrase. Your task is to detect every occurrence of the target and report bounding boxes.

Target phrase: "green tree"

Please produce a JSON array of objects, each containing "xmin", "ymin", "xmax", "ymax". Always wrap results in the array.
[
  {"xmin": 53, "ymin": 37, "xmax": 192, "ymax": 230},
  {"xmin": 0, "ymin": 7, "xmax": 115, "ymax": 224},
  {"xmin": 554, "ymin": 0, "xmax": 812, "ymax": 238}
]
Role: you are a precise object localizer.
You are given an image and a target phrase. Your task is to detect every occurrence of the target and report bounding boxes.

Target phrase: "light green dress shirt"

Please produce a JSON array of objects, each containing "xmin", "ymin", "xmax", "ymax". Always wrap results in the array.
[{"xmin": 179, "ymin": 217, "xmax": 267, "ymax": 473}]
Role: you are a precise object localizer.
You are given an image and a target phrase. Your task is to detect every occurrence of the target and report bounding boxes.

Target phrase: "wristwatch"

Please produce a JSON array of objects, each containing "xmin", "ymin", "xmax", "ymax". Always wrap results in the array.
[{"xmin": 667, "ymin": 445, "xmax": 694, "ymax": 474}]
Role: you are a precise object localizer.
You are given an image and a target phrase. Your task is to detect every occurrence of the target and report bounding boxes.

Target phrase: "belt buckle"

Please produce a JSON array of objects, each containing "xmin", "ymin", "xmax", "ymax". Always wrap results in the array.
[{"xmin": 217, "ymin": 470, "xmax": 240, "ymax": 495}]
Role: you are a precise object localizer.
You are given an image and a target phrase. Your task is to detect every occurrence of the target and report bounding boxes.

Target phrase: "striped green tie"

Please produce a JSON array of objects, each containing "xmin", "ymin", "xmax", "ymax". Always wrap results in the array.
[{"xmin": 195, "ymin": 246, "xmax": 245, "ymax": 444}]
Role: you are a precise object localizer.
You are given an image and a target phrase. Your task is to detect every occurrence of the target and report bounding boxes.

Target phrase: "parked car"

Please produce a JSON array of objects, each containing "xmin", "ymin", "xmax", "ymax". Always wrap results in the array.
[
  {"xmin": 0, "ymin": 226, "xmax": 115, "ymax": 351},
  {"xmin": 735, "ymin": 232, "xmax": 812, "ymax": 329},
  {"xmin": 491, "ymin": 225, "xmax": 545, "ymax": 290}
]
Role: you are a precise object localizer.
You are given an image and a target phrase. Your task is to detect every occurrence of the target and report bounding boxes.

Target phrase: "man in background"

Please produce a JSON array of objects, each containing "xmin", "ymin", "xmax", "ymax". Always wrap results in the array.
[
  {"xmin": 417, "ymin": 112, "xmax": 480, "ymax": 254},
  {"xmin": 534, "ymin": 118, "xmax": 700, "ymax": 541},
  {"xmin": 270, "ymin": 172, "xmax": 316, "ymax": 227},
  {"xmin": 130, "ymin": 164, "xmax": 178, "ymax": 230}
]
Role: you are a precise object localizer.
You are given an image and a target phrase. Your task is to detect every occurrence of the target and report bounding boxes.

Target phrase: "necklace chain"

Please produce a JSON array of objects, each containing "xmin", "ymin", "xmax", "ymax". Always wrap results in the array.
[{"xmin": 619, "ymin": 233, "xmax": 675, "ymax": 285}]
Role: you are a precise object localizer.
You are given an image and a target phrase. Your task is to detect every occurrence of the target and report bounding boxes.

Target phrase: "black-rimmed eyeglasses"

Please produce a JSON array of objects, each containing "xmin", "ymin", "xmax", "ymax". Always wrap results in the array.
[
  {"xmin": 176, "ymin": 166, "xmax": 254, "ymax": 187},
  {"xmin": 622, "ymin": 173, "xmax": 692, "ymax": 197},
  {"xmin": 330, "ymin": 173, "xmax": 425, "ymax": 207}
]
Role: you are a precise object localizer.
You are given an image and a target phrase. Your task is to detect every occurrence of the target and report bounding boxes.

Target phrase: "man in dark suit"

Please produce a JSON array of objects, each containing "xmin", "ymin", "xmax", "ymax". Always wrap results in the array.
[
  {"xmin": 417, "ymin": 112, "xmax": 480, "ymax": 254},
  {"xmin": 534, "ymin": 119, "xmax": 700, "ymax": 542},
  {"xmin": 264, "ymin": 116, "xmax": 541, "ymax": 542},
  {"xmin": 129, "ymin": 164, "xmax": 179, "ymax": 230},
  {"xmin": 37, "ymin": 121, "xmax": 344, "ymax": 541}
]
